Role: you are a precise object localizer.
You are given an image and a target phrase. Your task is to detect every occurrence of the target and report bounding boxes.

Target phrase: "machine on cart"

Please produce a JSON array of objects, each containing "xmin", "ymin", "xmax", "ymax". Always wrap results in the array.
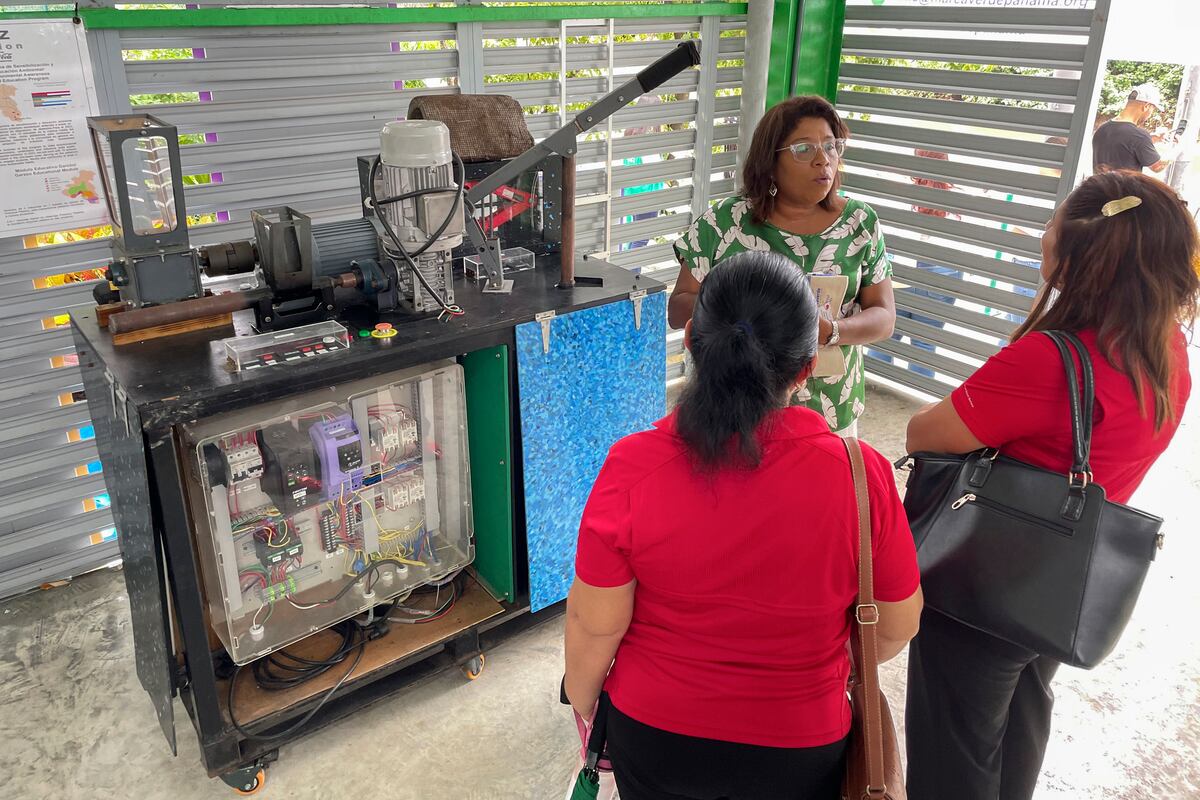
[{"xmin": 70, "ymin": 42, "xmax": 694, "ymax": 794}]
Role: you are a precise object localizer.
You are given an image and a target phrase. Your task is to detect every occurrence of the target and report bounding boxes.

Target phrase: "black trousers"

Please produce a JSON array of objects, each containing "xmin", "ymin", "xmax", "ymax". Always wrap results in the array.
[
  {"xmin": 905, "ymin": 608, "xmax": 1061, "ymax": 800},
  {"xmin": 605, "ymin": 700, "xmax": 848, "ymax": 800}
]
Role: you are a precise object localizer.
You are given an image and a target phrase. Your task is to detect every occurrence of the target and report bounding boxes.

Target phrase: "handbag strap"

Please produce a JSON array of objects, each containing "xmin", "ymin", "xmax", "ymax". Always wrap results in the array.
[
  {"xmin": 1061, "ymin": 330, "xmax": 1096, "ymax": 470},
  {"xmin": 844, "ymin": 437, "xmax": 887, "ymax": 798},
  {"xmin": 1042, "ymin": 331, "xmax": 1095, "ymax": 481}
]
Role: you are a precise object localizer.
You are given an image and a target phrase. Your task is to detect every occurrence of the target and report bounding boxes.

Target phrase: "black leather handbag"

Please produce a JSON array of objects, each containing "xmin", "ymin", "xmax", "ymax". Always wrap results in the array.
[{"xmin": 896, "ymin": 331, "xmax": 1164, "ymax": 669}]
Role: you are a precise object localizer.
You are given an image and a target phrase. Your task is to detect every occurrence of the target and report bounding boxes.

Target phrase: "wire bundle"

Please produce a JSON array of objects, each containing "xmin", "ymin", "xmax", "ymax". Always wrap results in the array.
[
  {"xmin": 228, "ymin": 619, "xmax": 369, "ymax": 742},
  {"xmin": 388, "ymin": 576, "xmax": 458, "ymax": 625},
  {"xmin": 227, "ymin": 567, "xmax": 463, "ymax": 741},
  {"xmin": 368, "ymin": 154, "xmax": 480, "ymax": 320}
]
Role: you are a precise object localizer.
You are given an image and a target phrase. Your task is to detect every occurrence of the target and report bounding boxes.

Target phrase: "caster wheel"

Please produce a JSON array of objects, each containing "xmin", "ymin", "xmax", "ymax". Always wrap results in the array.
[
  {"xmin": 462, "ymin": 653, "xmax": 485, "ymax": 680},
  {"xmin": 223, "ymin": 767, "xmax": 266, "ymax": 795}
]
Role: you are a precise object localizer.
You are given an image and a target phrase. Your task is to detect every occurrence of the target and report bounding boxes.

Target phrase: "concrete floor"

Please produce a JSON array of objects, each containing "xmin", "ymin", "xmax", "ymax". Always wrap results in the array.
[{"xmin": 1, "ymin": 374, "xmax": 1197, "ymax": 799}]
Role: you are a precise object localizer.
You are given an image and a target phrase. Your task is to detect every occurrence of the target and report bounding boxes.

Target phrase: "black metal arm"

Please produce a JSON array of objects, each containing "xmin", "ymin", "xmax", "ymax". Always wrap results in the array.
[{"xmin": 465, "ymin": 41, "xmax": 701, "ymax": 289}]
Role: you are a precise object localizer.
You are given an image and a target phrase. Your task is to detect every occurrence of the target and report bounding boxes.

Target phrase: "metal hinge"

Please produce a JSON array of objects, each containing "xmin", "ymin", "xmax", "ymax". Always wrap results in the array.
[
  {"xmin": 104, "ymin": 369, "xmax": 117, "ymax": 416},
  {"xmin": 103, "ymin": 369, "xmax": 133, "ymax": 436},
  {"xmin": 535, "ymin": 310, "xmax": 556, "ymax": 354},
  {"xmin": 629, "ymin": 289, "xmax": 647, "ymax": 330},
  {"xmin": 115, "ymin": 383, "xmax": 132, "ymax": 434}
]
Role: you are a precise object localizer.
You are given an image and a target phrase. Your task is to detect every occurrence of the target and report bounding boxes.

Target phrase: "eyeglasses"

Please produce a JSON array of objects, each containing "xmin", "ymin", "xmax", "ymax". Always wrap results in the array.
[{"xmin": 778, "ymin": 139, "xmax": 847, "ymax": 161}]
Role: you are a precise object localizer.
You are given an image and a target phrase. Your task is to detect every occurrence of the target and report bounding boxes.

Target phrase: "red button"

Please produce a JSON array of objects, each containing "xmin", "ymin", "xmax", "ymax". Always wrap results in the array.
[
  {"xmin": 375, "ymin": 323, "xmax": 393, "ymax": 331},
  {"xmin": 301, "ymin": 347, "xmax": 311, "ymax": 352}
]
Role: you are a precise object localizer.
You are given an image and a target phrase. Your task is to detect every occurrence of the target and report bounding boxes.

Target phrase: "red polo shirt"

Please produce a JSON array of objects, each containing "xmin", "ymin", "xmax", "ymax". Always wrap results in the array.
[
  {"xmin": 575, "ymin": 407, "xmax": 920, "ymax": 748},
  {"xmin": 951, "ymin": 329, "xmax": 1191, "ymax": 505}
]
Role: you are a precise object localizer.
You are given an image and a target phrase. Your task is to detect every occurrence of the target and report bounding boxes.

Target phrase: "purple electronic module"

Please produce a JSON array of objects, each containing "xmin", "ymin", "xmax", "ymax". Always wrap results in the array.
[{"xmin": 309, "ymin": 415, "xmax": 365, "ymax": 495}]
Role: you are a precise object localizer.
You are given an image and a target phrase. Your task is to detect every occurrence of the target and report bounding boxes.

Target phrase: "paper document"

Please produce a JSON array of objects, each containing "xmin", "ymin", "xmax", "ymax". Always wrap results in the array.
[{"xmin": 810, "ymin": 274, "xmax": 848, "ymax": 378}]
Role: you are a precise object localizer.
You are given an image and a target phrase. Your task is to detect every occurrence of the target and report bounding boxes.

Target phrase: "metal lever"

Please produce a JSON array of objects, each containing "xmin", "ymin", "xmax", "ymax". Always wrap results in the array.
[{"xmin": 465, "ymin": 41, "xmax": 701, "ymax": 288}]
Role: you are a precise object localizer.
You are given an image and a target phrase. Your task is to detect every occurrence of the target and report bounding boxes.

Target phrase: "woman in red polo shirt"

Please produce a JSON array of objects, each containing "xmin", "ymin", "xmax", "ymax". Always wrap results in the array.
[
  {"xmin": 904, "ymin": 171, "xmax": 1198, "ymax": 800},
  {"xmin": 563, "ymin": 250, "xmax": 923, "ymax": 800}
]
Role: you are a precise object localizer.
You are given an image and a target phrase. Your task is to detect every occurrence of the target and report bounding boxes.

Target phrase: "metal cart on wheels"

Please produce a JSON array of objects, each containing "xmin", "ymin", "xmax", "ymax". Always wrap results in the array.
[{"xmin": 71, "ymin": 258, "xmax": 666, "ymax": 792}]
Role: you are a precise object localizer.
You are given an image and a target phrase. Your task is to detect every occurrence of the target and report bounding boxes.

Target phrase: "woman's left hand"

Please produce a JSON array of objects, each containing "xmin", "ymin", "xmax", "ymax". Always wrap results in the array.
[{"xmin": 818, "ymin": 279, "xmax": 896, "ymax": 346}]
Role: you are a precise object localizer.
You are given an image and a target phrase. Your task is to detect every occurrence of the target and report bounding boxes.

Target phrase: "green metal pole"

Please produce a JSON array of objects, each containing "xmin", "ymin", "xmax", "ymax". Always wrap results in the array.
[
  {"xmin": 765, "ymin": 0, "xmax": 846, "ymax": 108},
  {"xmin": 766, "ymin": 0, "xmax": 800, "ymax": 108},
  {"xmin": 792, "ymin": 0, "xmax": 847, "ymax": 101}
]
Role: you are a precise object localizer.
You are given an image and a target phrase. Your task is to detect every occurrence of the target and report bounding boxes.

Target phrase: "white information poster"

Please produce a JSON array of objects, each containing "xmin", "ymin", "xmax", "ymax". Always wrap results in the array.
[{"xmin": 0, "ymin": 19, "xmax": 106, "ymax": 237}]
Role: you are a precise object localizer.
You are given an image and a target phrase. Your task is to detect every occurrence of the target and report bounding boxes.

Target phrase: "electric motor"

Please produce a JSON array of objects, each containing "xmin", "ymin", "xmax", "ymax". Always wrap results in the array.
[{"xmin": 377, "ymin": 120, "xmax": 464, "ymax": 313}]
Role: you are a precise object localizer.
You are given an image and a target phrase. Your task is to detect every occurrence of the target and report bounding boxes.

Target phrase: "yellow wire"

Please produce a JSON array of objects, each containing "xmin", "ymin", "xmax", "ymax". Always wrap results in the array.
[
  {"xmin": 352, "ymin": 490, "xmax": 425, "ymax": 566},
  {"xmin": 359, "ymin": 490, "xmax": 423, "ymax": 542},
  {"xmin": 266, "ymin": 518, "xmax": 288, "ymax": 548}
]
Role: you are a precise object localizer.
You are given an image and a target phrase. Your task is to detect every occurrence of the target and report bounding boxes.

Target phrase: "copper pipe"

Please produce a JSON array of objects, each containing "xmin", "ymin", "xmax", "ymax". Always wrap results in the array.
[
  {"xmin": 108, "ymin": 291, "xmax": 255, "ymax": 334},
  {"xmin": 559, "ymin": 154, "xmax": 576, "ymax": 288}
]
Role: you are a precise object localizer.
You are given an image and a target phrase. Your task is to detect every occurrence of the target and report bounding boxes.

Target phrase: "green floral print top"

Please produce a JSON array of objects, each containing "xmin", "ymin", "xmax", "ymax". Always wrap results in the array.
[{"xmin": 674, "ymin": 196, "xmax": 892, "ymax": 432}]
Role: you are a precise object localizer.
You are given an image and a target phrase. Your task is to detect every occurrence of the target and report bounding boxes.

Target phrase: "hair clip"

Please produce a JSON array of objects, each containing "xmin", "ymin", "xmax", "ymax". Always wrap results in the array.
[
  {"xmin": 1100, "ymin": 195, "xmax": 1142, "ymax": 217},
  {"xmin": 733, "ymin": 320, "xmax": 754, "ymax": 337}
]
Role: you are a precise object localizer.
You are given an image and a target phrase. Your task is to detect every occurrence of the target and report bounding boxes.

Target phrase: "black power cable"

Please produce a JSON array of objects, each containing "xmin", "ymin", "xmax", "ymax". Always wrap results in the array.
[
  {"xmin": 228, "ymin": 628, "xmax": 366, "ymax": 743},
  {"xmin": 367, "ymin": 154, "xmax": 467, "ymax": 318},
  {"xmin": 225, "ymin": 558, "xmax": 414, "ymax": 741},
  {"xmin": 251, "ymin": 601, "xmax": 396, "ymax": 690}
]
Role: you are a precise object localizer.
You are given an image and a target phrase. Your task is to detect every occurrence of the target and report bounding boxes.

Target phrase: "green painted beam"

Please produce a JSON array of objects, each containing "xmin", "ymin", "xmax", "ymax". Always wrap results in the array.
[
  {"xmin": 766, "ymin": 0, "xmax": 799, "ymax": 108},
  {"xmin": 58, "ymin": 3, "xmax": 746, "ymax": 30},
  {"xmin": 0, "ymin": 10, "xmax": 76, "ymax": 21},
  {"xmin": 463, "ymin": 345, "xmax": 516, "ymax": 604},
  {"xmin": 791, "ymin": 0, "xmax": 845, "ymax": 101},
  {"xmin": 765, "ymin": 0, "xmax": 847, "ymax": 107}
]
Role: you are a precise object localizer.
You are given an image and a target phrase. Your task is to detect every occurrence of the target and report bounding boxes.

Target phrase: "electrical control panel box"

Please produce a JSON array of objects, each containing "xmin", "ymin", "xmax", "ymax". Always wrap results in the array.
[{"xmin": 182, "ymin": 361, "xmax": 474, "ymax": 664}]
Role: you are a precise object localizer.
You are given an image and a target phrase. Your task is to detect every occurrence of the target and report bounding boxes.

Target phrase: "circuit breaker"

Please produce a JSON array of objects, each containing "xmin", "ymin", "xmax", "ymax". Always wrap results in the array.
[{"xmin": 182, "ymin": 362, "xmax": 474, "ymax": 664}]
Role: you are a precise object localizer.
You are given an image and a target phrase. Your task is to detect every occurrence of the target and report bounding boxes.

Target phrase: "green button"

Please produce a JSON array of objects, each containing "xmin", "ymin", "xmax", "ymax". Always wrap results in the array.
[{"xmin": 358, "ymin": 329, "xmax": 371, "ymax": 338}]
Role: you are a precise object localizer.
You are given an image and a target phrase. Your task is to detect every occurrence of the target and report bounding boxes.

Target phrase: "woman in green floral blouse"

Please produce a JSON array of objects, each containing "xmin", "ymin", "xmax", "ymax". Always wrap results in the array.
[{"xmin": 671, "ymin": 95, "xmax": 896, "ymax": 435}]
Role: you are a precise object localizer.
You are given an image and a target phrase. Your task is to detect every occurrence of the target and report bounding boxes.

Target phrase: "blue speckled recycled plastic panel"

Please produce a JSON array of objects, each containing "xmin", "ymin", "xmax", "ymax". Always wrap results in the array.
[{"xmin": 516, "ymin": 292, "xmax": 666, "ymax": 611}]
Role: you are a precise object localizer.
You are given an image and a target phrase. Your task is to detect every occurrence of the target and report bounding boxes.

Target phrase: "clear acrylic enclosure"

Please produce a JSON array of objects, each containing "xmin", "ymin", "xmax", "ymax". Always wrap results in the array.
[
  {"xmin": 120, "ymin": 135, "xmax": 178, "ymax": 235},
  {"xmin": 221, "ymin": 321, "xmax": 351, "ymax": 372},
  {"xmin": 182, "ymin": 362, "xmax": 474, "ymax": 664}
]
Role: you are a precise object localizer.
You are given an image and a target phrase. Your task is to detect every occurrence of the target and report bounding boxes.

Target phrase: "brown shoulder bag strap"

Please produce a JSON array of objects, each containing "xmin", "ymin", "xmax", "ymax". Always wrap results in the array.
[{"xmin": 844, "ymin": 436, "xmax": 887, "ymax": 797}]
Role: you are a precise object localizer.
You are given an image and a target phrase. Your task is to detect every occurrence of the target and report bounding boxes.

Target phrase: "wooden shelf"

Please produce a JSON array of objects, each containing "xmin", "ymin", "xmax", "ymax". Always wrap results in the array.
[{"xmin": 224, "ymin": 575, "xmax": 504, "ymax": 727}]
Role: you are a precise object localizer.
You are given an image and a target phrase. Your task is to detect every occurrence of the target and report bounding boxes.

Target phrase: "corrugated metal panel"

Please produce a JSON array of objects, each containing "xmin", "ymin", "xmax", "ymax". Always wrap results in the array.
[
  {"xmin": 848, "ymin": 147, "xmax": 1059, "ymax": 200},
  {"xmin": 123, "ymin": 23, "xmax": 461, "ymax": 230},
  {"xmin": 837, "ymin": 90, "xmax": 1073, "ymax": 137},
  {"xmin": 839, "ymin": 62, "xmax": 1080, "ymax": 105},
  {"xmin": 841, "ymin": 34, "xmax": 1086, "ymax": 71},
  {"xmin": 844, "ymin": 4, "xmax": 1095, "ymax": 35},
  {"xmin": 836, "ymin": 2, "xmax": 1109, "ymax": 395},
  {"xmin": 613, "ymin": 186, "xmax": 692, "ymax": 218},
  {"xmin": 0, "ymin": 540, "xmax": 120, "ymax": 601}
]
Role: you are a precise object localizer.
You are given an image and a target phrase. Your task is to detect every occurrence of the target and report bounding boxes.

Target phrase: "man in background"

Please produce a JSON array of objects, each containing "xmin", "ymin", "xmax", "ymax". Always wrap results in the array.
[{"xmin": 1093, "ymin": 83, "xmax": 1172, "ymax": 174}]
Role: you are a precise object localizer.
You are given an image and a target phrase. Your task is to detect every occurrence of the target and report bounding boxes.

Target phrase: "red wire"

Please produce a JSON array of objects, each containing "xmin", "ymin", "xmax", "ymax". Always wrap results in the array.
[{"xmin": 417, "ymin": 599, "xmax": 456, "ymax": 624}]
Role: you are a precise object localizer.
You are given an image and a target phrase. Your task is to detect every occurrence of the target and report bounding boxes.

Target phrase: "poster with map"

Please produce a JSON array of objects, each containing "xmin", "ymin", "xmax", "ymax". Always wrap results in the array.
[{"xmin": 0, "ymin": 19, "xmax": 105, "ymax": 237}]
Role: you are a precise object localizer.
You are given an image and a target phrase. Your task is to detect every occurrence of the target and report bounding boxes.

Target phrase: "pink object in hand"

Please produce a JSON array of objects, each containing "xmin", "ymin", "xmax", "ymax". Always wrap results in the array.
[{"xmin": 573, "ymin": 708, "xmax": 613, "ymax": 773}]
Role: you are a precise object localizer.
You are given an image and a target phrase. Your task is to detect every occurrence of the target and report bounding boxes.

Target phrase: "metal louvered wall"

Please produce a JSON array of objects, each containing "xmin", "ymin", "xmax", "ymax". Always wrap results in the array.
[
  {"xmin": 0, "ymin": 2, "xmax": 745, "ymax": 597},
  {"xmin": 836, "ymin": 0, "xmax": 1109, "ymax": 397}
]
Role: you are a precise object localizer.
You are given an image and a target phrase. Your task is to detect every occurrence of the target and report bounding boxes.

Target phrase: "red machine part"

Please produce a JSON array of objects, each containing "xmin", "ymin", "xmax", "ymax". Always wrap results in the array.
[{"xmin": 464, "ymin": 181, "xmax": 535, "ymax": 234}]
